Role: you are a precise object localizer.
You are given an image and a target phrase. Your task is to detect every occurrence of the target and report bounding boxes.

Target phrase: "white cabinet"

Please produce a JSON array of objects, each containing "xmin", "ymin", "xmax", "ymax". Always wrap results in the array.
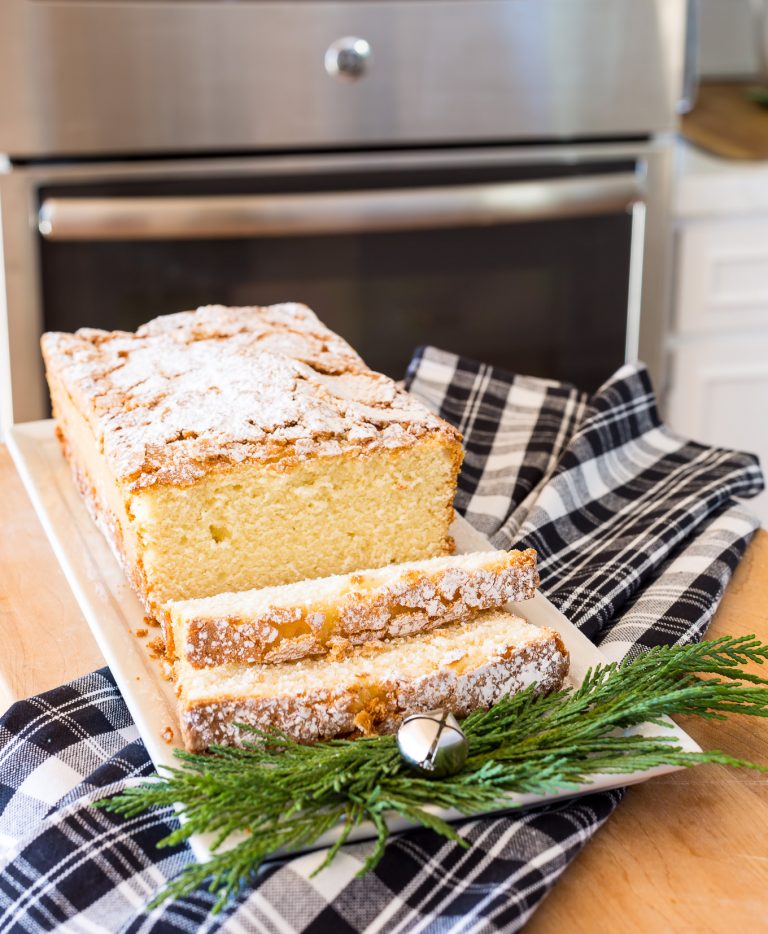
[
  {"xmin": 668, "ymin": 214, "xmax": 768, "ymax": 525},
  {"xmin": 667, "ymin": 335, "xmax": 768, "ymax": 524},
  {"xmin": 676, "ymin": 219, "xmax": 768, "ymax": 335}
]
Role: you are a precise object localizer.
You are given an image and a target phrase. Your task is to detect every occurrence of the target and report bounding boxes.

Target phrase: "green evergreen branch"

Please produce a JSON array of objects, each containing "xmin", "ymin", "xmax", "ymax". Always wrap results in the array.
[{"xmin": 94, "ymin": 635, "xmax": 768, "ymax": 913}]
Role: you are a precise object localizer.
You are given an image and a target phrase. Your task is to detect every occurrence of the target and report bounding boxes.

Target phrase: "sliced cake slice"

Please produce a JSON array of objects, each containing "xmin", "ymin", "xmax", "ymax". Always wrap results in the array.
[
  {"xmin": 176, "ymin": 608, "xmax": 569, "ymax": 751},
  {"xmin": 168, "ymin": 549, "xmax": 539, "ymax": 666}
]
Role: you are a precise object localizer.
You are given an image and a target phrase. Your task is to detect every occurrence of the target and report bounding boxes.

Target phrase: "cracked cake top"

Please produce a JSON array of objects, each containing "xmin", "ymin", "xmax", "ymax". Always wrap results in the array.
[{"xmin": 42, "ymin": 303, "xmax": 461, "ymax": 491}]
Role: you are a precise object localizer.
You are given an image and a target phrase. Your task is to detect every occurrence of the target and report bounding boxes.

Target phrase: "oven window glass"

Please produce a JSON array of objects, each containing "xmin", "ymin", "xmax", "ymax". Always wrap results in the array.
[{"xmin": 39, "ymin": 162, "xmax": 632, "ymax": 391}]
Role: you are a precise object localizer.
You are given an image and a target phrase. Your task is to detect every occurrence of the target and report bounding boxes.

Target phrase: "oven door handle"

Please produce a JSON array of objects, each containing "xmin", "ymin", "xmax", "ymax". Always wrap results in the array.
[{"xmin": 38, "ymin": 173, "xmax": 642, "ymax": 241}]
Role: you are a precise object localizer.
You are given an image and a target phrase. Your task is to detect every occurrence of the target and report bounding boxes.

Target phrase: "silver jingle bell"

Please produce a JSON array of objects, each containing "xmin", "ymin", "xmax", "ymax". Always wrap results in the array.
[{"xmin": 396, "ymin": 709, "xmax": 468, "ymax": 779}]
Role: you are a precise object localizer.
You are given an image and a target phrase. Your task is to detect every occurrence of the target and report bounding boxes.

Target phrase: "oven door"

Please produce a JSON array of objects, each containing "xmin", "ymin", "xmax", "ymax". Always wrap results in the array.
[
  {"xmin": 0, "ymin": 0, "xmax": 687, "ymax": 157},
  {"xmin": 1, "ymin": 145, "xmax": 671, "ymax": 424}
]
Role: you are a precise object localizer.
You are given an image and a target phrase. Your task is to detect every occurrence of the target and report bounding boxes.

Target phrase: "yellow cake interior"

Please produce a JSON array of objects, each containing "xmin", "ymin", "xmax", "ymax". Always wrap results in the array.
[
  {"xmin": 133, "ymin": 437, "xmax": 457, "ymax": 608},
  {"xmin": 52, "ymin": 371, "xmax": 457, "ymax": 620}
]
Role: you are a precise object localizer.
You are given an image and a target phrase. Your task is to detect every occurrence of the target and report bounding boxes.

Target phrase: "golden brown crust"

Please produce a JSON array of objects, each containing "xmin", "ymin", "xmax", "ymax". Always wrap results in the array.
[
  {"xmin": 55, "ymin": 424, "xmax": 151, "ymax": 607},
  {"xmin": 53, "ymin": 420, "xmax": 174, "ymax": 645},
  {"xmin": 41, "ymin": 303, "xmax": 463, "ymax": 493},
  {"xmin": 440, "ymin": 437, "xmax": 464, "ymax": 551},
  {"xmin": 176, "ymin": 550, "xmax": 539, "ymax": 668},
  {"xmin": 178, "ymin": 622, "xmax": 569, "ymax": 751}
]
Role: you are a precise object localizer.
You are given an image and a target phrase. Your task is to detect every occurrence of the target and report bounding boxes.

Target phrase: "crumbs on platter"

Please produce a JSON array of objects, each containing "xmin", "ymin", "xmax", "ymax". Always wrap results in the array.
[{"xmin": 147, "ymin": 636, "xmax": 166, "ymax": 659}]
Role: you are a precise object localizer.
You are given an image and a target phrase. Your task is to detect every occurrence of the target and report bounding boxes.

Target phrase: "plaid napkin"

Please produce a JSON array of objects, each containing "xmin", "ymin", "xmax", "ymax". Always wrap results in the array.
[{"xmin": 0, "ymin": 352, "xmax": 763, "ymax": 933}]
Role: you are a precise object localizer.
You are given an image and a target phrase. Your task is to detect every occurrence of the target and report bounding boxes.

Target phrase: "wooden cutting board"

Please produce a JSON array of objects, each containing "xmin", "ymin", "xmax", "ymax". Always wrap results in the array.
[{"xmin": 681, "ymin": 81, "xmax": 768, "ymax": 160}]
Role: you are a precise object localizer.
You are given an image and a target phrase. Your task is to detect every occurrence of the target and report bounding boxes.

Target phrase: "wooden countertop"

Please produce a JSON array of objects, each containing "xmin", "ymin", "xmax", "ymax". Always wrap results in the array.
[
  {"xmin": 1, "ymin": 443, "xmax": 767, "ymax": 930},
  {"xmin": 681, "ymin": 81, "xmax": 768, "ymax": 161}
]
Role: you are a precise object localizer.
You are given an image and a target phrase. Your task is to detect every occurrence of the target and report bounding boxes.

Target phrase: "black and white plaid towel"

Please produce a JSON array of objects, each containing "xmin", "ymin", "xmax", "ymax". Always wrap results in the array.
[{"xmin": 0, "ymin": 351, "xmax": 763, "ymax": 933}]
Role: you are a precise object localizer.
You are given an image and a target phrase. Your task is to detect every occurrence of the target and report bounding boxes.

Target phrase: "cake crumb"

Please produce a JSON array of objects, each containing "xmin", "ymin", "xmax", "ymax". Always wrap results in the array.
[
  {"xmin": 353, "ymin": 699, "xmax": 389, "ymax": 736},
  {"xmin": 353, "ymin": 710, "xmax": 375, "ymax": 735},
  {"xmin": 147, "ymin": 636, "xmax": 167, "ymax": 660},
  {"xmin": 328, "ymin": 638, "xmax": 355, "ymax": 662},
  {"xmin": 161, "ymin": 726, "xmax": 174, "ymax": 744},
  {"xmin": 135, "ymin": 628, "xmax": 149, "ymax": 638}
]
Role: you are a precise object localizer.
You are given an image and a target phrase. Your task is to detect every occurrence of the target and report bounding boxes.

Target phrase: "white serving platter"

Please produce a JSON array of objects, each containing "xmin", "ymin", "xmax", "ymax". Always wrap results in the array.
[{"xmin": 8, "ymin": 420, "xmax": 702, "ymax": 865}]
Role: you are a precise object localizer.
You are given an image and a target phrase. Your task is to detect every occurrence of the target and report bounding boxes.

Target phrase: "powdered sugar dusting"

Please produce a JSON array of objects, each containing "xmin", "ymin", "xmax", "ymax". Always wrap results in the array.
[
  {"xmin": 42, "ymin": 303, "xmax": 459, "ymax": 490},
  {"xmin": 178, "ymin": 611, "xmax": 570, "ymax": 749},
  {"xmin": 175, "ymin": 549, "xmax": 539, "ymax": 667}
]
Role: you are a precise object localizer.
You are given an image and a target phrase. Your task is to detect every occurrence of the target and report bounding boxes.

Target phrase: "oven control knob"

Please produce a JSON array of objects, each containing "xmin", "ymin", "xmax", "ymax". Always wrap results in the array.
[{"xmin": 324, "ymin": 37, "xmax": 372, "ymax": 80}]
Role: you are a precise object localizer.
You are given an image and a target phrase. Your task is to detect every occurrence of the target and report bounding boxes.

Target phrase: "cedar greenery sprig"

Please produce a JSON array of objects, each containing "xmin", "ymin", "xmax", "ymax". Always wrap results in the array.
[{"xmin": 95, "ymin": 635, "xmax": 768, "ymax": 912}]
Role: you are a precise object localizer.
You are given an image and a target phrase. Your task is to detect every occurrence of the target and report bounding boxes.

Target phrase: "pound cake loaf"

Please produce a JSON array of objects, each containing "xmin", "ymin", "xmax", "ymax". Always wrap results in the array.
[
  {"xmin": 42, "ymin": 304, "xmax": 463, "ymax": 631},
  {"xmin": 169, "ymin": 548, "xmax": 539, "ymax": 667},
  {"xmin": 176, "ymin": 608, "xmax": 569, "ymax": 751}
]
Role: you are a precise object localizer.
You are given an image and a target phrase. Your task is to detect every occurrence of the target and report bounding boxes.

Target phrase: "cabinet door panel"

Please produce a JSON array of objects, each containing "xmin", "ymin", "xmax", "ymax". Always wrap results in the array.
[
  {"xmin": 668, "ymin": 337, "xmax": 768, "ymax": 525},
  {"xmin": 676, "ymin": 220, "xmax": 768, "ymax": 334}
]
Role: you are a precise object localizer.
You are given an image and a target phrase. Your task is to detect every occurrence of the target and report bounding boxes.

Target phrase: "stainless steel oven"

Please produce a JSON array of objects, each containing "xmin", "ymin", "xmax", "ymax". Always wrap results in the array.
[{"xmin": 0, "ymin": 0, "xmax": 689, "ymax": 428}]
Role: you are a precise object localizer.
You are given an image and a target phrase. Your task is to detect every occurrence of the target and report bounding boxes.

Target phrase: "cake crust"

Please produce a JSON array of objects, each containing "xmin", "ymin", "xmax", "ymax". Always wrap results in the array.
[
  {"xmin": 41, "ymin": 303, "xmax": 462, "ymax": 492},
  {"xmin": 54, "ymin": 424, "xmax": 153, "ymax": 610},
  {"xmin": 170, "ymin": 549, "xmax": 539, "ymax": 667},
  {"xmin": 177, "ymin": 613, "xmax": 569, "ymax": 751}
]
